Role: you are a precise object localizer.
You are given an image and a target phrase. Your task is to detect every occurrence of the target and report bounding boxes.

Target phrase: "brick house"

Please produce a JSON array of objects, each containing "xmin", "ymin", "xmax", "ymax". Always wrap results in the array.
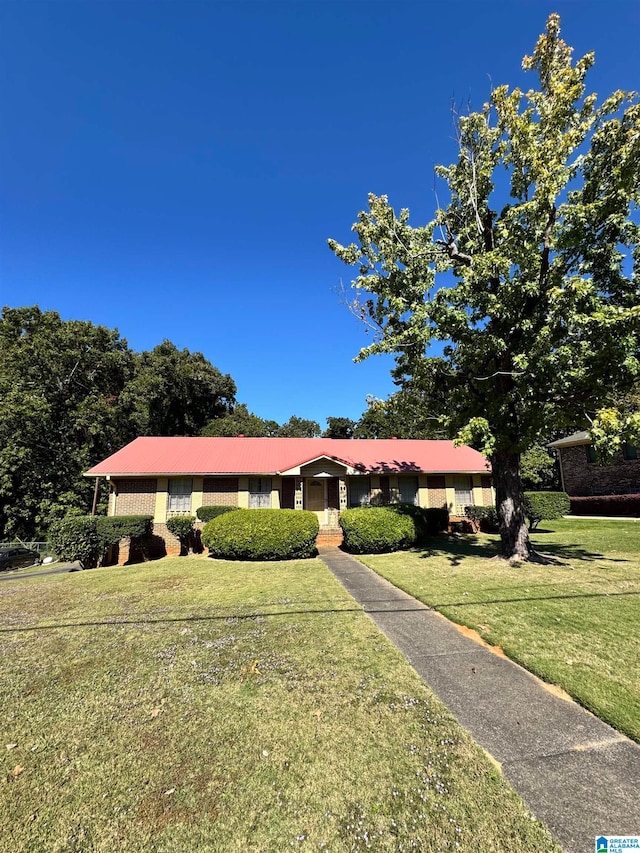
[
  {"xmin": 549, "ymin": 431, "xmax": 640, "ymax": 496},
  {"xmin": 85, "ymin": 436, "xmax": 493, "ymax": 553}
]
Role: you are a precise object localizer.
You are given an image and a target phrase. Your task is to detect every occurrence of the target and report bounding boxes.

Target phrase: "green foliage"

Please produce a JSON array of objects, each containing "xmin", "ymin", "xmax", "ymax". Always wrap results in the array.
[
  {"xmin": 277, "ymin": 415, "xmax": 321, "ymax": 438},
  {"xmin": 48, "ymin": 516, "xmax": 101, "ymax": 567},
  {"xmin": 95, "ymin": 515, "xmax": 154, "ymax": 545},
  {"xmin": 0, "ymin": 307, "xmax": 237, "ymax": 541},
  {"xmin": 165, "ymin": 515, "xmax": 196, "ymax": 539},
  {"xmin": 196, "ymin": 505, "xmax": 239, "ymax": 522},
  {"xmin": 464, "ymin": 505, "xmax": 499, "ymax": 532},
  {"xmin": 202, "ymin": 509, "xmax": 319, "ymax": 560},
  {"xmin": 590, "ymin": 409, "xmax": 640, "ymax": 464},
  {"xmin": 166, "ymin": 515, "xmax": 196, "ymax": 556},
  {"xmin": 422, "ymin": 507, "xmax": 450, "ymax": 535},
  {"xmin": 201, "ymin": 403, "xmax": 279, "ymax": 437},
  {"xmin": 354, "ymin": 390, "xmax": 448, "ymax": 440},
  {"xmin": 329, "ymin": 15, "xmax": 640, "ymax": 559},
  {"xmin": 523, "ymin": 492, "xmax": 570, "ymax": 529},
  {"xmin": 121, "ymin": 340, "xmax": 236, "ymax": 437},
  {"xmin": 339, "ymin": 507, "xmax": 417, "ymax": 554},
  {"xmin": 520, "ymin": 444, "xmax": 559, "ymax": 491},
  {"xmin": 323, "ymin": 417, "xmax": 357, "ymax": 439},
  {"xmin": 48, "ymin": 514, "xmax": 155, "ymax": 567}
]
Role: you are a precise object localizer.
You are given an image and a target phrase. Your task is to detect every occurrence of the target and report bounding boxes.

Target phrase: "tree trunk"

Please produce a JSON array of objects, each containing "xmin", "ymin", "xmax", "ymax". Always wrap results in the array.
[{"xmin": 492, "ymin": 449, "xmax": 531, "ymax": 561}]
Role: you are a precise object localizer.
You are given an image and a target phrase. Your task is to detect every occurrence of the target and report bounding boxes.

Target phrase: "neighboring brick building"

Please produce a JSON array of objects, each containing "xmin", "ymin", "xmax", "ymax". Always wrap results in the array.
[
  {"xmin": 549, "ymin": 431, "xmax": 640, "ymax": 496},
  {"xmin": 86, "ymin": 436, "xmax": 494, "ymax": 553}
]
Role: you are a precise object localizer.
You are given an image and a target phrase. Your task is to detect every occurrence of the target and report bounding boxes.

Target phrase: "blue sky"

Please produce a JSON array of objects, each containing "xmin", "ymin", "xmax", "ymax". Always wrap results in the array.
[{"xmin": 1, "ymin": 1, "xmax": 638, "ymax": 429}]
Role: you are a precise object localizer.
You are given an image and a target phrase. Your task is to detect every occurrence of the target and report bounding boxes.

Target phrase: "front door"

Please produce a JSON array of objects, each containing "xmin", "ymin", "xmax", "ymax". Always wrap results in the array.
[{"xmin": 305, "ymin": 479, "xmax": 327, "ymax": 525}]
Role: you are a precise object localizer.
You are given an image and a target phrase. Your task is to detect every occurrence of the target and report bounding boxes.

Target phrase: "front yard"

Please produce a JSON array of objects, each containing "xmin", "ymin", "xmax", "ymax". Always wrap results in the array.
[
  {"xmin": 359, "ymin": 518, "xmax": 640, "ymax": 742},
  {"xmin": 0, "ymin": 555, "xmax": 557, "ymax": 852}
]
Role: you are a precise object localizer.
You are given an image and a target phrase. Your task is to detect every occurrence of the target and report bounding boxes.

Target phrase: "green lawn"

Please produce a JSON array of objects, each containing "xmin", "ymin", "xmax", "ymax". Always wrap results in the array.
[
  {"xmin": 0, "ymin": 556, "xmax": 558, "ymax": 852},
  {"xmin": 358, "ymin": 518, "xmax": 640, "ymax": 743}
]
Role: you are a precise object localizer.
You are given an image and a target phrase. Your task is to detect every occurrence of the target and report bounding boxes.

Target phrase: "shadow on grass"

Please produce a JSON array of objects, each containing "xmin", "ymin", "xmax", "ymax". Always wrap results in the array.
[
  {"xmin": 0, "ymin": 604, "xmax": 366, "ymax": 634},
  {"xmin": 418, "ymin": 535, "xmax": 628, "ymax": 565}
]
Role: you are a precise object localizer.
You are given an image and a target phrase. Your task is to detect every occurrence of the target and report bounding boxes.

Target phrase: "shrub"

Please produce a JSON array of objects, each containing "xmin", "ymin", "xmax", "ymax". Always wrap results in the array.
[
  {"xmin": 95, "ymin": 515, "xmax": 153, "ymax": 546},
  {"xmin": 196, "ymin": 505, "xmax": 239, "ymax": 522},
  {"xmin": 202, "ymin": 509, "xmax": 319, "ymax": 560},
  {"xmin": 464, "ymin": 505, "xmax": 499, "ymax": 532},
  {"xmin": 422, "ymin": 507, "xmax": 450, "ymax": 535},
  {"xmin": 523, "ymin": 491, "xmax": 570, "ymax": 529},
  {"xmin": 48, "ymin": 516, "xmax": 101, "ymax": 567},
  {"xmin": 570, "ymin": 494, "xmax": 640, "ymax": 517},
  {"xmin": 166, "ymin": 515, "xmax": 196, "ymax": 555},
  {"xmin": 340, "ymin": 507, "xmax": 417, "ymax": 554}
]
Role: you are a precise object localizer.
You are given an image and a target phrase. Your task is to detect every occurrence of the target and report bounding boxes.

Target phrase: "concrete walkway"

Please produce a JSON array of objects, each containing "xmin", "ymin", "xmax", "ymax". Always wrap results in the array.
[{"xmin": 318, "ymin": 546, "xmax": 640, "ymax": 853}]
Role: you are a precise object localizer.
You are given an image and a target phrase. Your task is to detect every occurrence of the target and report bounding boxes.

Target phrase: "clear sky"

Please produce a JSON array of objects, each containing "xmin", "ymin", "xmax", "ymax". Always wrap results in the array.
[{"xmin": 1, "ymin": 0, "xmax": 638, "ymax": 429}]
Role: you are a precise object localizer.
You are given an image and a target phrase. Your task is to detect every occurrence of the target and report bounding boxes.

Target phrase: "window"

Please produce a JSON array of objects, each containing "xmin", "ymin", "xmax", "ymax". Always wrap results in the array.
[
  {"xmin": 623, "ymin": 443, "xmax": 638, "ymax": 461},
  {"xmin": 586, "ymin": 445, "xmax": 597, "ymax": 464},
  {"xmin": 348, "ymin": 477, "xmax": 370, "ymax": 507},
  {"xmin": 454, "ymin": 475, "xmax": 473, "ymax": 515},
  {"xmin": 249, "ymin": 477, "xmax": 272, "ymax": 508},
  {"xmin": 398, "ymin": 476, "xmax": 418, "ymax": 505},
  {"xmin": 168, "ymin": 477, "xmax": 192, "ymax": 513}
]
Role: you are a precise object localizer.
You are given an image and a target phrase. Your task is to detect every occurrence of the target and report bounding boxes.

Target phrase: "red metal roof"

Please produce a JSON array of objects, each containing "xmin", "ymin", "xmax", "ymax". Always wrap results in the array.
[{"xmin": 85, "ymin": 437, "xmax": 489, "ymax": 477}]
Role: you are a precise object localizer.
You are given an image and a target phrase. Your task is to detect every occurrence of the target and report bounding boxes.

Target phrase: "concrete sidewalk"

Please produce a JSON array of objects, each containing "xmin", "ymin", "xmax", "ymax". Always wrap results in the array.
[{"xmin": 318, "ymin": 546, "xmax": 640, "ymax": 853}]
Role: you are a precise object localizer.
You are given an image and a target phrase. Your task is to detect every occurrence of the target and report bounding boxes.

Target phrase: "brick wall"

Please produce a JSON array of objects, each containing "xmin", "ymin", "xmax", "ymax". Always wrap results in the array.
[
  {"xmin": 560, "ymin": 445, "xmax": 640, "ymax": 496},
  {"xmin": 202, "ymin": 477, "xmax": 239, "ymax": 506},
  {"xmin": 481, "ymin": 475, "xmax": 493, "ymax": 506},
  {"xmin": 114, "ymin": 479, "xmax": 157, "ymax": 516},
  {"xmin": 427, "ymin": 475, "xmax": 447, "ymax": 508}
]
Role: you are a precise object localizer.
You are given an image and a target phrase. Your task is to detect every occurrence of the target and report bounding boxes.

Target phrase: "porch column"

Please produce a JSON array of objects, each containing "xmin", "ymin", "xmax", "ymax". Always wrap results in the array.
[
  {"xmin": 339, "ymin": 478, "xmax": 347, "ymax": 511},
  {"xmin": 294, "ymin": 477, "xmax": 303, "ymax": 510}
]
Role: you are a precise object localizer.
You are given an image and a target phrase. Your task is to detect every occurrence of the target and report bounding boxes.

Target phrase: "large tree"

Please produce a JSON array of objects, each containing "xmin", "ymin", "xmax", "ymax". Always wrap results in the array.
[
  {"xmin": 0, "ymin": 306, "xmax": 135, "ymax": 538},
  {"xmin": 201, "ymin": 403, "xmax": 280, "ymax": 437},
  {"xmin": 329, "ymin": 15, "xmax": 640, "ymax": 561},
  {"xmin": 0, "ymin": 308, "xmax": 238, "ymax": 540},
  {"xmin": 121, "ymin": 340, "xmax": 236, "ymax": 437}
]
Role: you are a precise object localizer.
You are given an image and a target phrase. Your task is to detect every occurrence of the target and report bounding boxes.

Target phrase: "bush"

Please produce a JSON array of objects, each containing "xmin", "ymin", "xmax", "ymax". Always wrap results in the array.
[
  {"xmin": 48, "ymin": 515, "xmax": 154, "ymax": 567},
  {"xmin": 570, "ymin": 494, "xmax": 640, "ymax": 517},
  {"xmin": 48, "ymin": 516, "xmax": 101, "ymax": 567},
  {"xmin": 422, "ymin": 507, "xmax": 450, "ymax": 535},
  {"xmin": 202, "ymin": 509, "xmax": 319, "ymax": 560},
  {"xmin": 196, "ymin": 505, "xmax": 239, "ymax": 522},
  {"xmin": 523, "ymin": 491, "xmax": 570, "ymax": 529},
  {"xmin": 95, "ymin": 515, "xmax": 153, "ymax": 546},
  {"xmin": 166, "ymin": 515, "xmax": 196, "ymax": 555},
  {"xmin": 340, "ymin": 507, "xmax": 417, "ymax": 554},
  {"xmin": 464, "ymin": 505, "xmax": 499, "ymax": 532}
]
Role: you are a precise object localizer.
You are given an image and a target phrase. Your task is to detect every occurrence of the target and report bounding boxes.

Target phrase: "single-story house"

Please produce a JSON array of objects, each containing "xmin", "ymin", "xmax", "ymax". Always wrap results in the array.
[
  {"xmin": 549, "ymin": 431, "xmax": 639, "ymax": 496},
  {"xmin": 86, "ymin": 436, "xmax": 493, "ymax": 553}
]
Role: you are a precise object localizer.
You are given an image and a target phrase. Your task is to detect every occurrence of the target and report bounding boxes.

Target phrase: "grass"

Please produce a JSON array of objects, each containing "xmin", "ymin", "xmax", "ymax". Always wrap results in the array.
[
  {"xmin": 358, "ymin": 518, "xmax": 640, "ymax": 743},
  {"xmin": 0, "ymin": 555, "xmax": 558, "ymax": 852}
]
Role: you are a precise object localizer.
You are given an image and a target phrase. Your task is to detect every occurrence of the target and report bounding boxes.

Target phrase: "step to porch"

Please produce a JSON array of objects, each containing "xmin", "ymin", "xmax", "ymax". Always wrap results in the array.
[{"xmin": 316, "ymin": 527, "xmax": 343, "ymax": 548}]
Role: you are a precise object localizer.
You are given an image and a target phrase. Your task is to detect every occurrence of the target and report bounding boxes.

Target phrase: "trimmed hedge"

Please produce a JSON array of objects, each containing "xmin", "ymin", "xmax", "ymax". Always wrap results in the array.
[
  {"xmin": 570, "ymin": 494, "xmax": 640, "ymax": 517},
  {"xmin": 464, "ymin": 505, "xmax": 499, "ymax": 532},
  {"xmin": 340, "ymin": 506, "xmax": 417, "ymax": 554},
  {"xmin": 166, "ymin": 515, "xmax": 196, "ymax": 555},
  {"xmin": 202, "ymin": 509, "xmax": 319, "ymax": 560},
  {"xmin": 48, "ymin": 515, "xmax": 154, "ymax": 567},
  {"xmin": 48, "ymin": 516, "xmax": 101, "ymax": 566},
  {"xmin": 523, "ymin": 491, "xmax": 570, "ymax": 529},
  {"xmin": 196, "ymin": 505, "xmax": 239, "ymax": 522},
  {"xmin": 95, "ymin": 515, "xmax": 153, "ymax": 544}
]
